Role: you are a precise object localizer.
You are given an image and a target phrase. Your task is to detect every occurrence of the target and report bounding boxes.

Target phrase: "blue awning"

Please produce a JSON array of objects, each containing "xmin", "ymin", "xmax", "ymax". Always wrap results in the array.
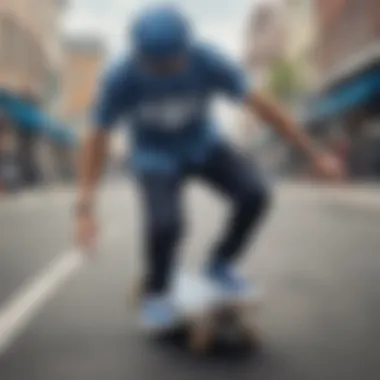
[
  {"xmin": 306, "ymin": 72, "xmax": 380, "ymax": 125},
  {"xmin": 0, "ymin": 90, "xmax": 41, "ymax": 133},
  {"xmin": 42, "ymin": 120, "xmax": 77, "ymax": 147},
  {"xmin": 0, "ymin": 88, "xmax": 77, "ymax": 147}
]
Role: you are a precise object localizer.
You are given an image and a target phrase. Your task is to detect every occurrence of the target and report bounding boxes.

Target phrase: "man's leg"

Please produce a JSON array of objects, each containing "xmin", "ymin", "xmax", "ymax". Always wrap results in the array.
[
  {"xmin": 139, "ymin": 171, "xmax": 184, "ymax": 296},
  {"xmin": 197, "ymin": 143, "xmax": 271, "ymax": 268}
]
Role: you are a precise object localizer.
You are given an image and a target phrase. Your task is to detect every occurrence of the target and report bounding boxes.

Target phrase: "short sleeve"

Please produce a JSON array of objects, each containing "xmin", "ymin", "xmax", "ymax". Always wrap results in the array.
[
  {"xmin": 91, "ymin": 63, "xmax": 128, "ymax": 130},
  {"xmin": 202, "ymin": 46, "xmax": 251, "ymax": 101}
]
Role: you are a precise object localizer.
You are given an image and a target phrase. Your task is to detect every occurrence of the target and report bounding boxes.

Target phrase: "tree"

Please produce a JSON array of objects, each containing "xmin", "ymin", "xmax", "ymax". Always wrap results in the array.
[{"xmin": 267, "ymin": 58, "xmax": 302, "ymax": 102}]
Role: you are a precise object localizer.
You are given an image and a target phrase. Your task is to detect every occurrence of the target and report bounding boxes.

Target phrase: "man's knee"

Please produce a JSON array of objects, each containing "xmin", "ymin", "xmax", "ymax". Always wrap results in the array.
[
  {"xmin": 150, "ymin": 213, "xmax": 182, "ymax": 241},
  {"xmin": 237, "ymin": 183, "xmax": 271, "ymax": 218}
]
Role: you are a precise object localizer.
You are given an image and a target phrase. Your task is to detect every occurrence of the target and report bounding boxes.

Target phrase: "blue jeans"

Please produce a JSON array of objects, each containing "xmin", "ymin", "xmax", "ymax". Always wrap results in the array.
[{"xmin": 137, "ymin": 143, "xmax": 271, "ymax": 295}]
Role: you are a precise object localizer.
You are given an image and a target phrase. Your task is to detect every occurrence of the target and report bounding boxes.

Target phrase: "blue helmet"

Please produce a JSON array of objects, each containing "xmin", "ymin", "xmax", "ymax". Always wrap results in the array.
[{"xmin": 131, "ymin": 5, "xmax": 191, "ymax": 59}]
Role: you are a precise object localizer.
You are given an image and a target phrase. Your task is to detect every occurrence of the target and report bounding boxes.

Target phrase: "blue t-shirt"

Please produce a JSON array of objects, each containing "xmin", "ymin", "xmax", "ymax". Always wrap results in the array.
[{"xmin": 92, "ymin": 44, "xmax": 250, "ymax": 173}]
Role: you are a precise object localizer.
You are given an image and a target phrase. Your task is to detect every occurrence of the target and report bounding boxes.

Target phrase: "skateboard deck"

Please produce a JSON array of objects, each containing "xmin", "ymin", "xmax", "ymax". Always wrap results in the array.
[{"xmin": 133, "ymin": 271, "xmax": 262, "ymax": 354}]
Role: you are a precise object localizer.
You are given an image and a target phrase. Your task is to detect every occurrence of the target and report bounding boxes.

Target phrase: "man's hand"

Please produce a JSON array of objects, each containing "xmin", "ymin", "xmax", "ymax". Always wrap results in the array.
[
  {"xmin": 74, "ymin": 210, "xmax": 98, "ymax": 256},
  {"xmin": 247, "ymin": 92, "xmax": 346, "ymax": 181},
  {"xmin": 312, "ymin": 153, "xmax": 345, "ymax": 181}
]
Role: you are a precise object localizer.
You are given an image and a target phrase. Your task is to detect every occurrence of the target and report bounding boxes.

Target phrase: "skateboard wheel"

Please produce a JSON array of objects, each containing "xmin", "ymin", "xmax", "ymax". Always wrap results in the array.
[
  {"xmin": 240, "ymin": 323, "xmax": 261, "ymax": 349},
  {"xmin": 188, "ymin": 325, "xmax": 213, "ymax": 353}
]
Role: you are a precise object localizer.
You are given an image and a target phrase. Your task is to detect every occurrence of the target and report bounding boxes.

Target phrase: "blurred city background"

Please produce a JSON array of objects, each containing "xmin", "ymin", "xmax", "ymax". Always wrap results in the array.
[
  {"xmin": 1, "ymin": 0, "xmax": 380, "ymax": 194},
  {"xmin": 0, "ymin": 1, "xmax": 380, "ymax": 379}
]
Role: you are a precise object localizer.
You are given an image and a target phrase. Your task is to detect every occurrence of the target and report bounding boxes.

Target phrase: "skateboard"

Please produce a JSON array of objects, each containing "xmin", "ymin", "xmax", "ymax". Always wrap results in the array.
[{"xmin": 132, "ymin": 271, "xmax": 262, "ymax": 354}]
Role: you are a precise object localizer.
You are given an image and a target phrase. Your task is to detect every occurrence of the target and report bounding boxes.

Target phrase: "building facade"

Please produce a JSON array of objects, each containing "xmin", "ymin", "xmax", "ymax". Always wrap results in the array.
[
  {"xmin": 308, "ymin": 0, "xmax": 380, "ymax": 178},
  {"xmin": 315, "ymin": 0, "xmax": 380, "ymax": 87},
  {"xmin": 241, "ymin": 2, "xmax": 286, "ymax": 160},
  {"xmin": 284, "ymin": 0, "xmax": 317, "ymax": 89},
  {"xmin": 59, "ymin": 37, "xmax": 105, "ymax": 134},
  {"xmin": 245, "ymin": 0, "xmax": 317, "ymax": 89},
  {"xmin": 0, "ymin": 0, "xmax": 66, "ymax": 102},
  {"xmin": 245, "ymin": 1, "xmax": 286, "ymax": 89},
  {"xmin": 244, "ymin": 0, "xmax": 317, "ymax": 174},
  {"xmin": 0, "ymin": 0, "xmax": 81, "ymax": 188}
]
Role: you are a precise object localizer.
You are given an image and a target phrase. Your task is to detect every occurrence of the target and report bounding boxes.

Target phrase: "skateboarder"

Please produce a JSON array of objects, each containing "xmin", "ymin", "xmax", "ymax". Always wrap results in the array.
[{"xmin": 74, "ymin": 5, "xmax": 343, "ymax": 330}]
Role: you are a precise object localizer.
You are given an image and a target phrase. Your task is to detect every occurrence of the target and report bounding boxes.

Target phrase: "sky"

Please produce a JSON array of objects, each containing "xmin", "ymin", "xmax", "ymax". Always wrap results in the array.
[{"xmin": 62, "ymin": 0, "xmax": 268, "ymax": 59}]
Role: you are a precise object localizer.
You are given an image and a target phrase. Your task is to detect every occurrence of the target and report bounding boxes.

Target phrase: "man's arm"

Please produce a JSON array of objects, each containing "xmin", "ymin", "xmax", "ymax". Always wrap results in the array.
[
  {"xmin": 76, "ymin": 129, "xmax": 109, "ymax": 213},
  {"xmin": 74, "ymin": 128, "xmax": 110, "ymax": 253},
  {"xmin": 74, "ymin": 62, "xmax": 128, "ymax": 252},
  {"xmin": 245, "ymin": 91, "xmax": 344, "ymax": 179},
  {"xmin": 247, "ymin": 92, "xmax": 319, "ymax": 161},
  {"xmin": 76, "ymin": 63, "xmax": 125, "ymax": 215}
]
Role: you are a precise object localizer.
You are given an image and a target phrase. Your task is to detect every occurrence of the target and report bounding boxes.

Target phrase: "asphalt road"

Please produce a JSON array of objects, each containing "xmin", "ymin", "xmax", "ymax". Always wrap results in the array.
[{"xmin": 0, "ymin": 181, "xmax": 379, "ymax": 380}]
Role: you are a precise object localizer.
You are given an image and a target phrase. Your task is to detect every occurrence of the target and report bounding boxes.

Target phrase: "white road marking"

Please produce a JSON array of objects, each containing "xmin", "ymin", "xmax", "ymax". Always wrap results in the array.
[
  {"xmin": 0, "ymin": 223, "xmax": 127, "ymax": 356},
  {"xmin": 0, "ymin": 250, "xmax": 84, "ymax": 356}
]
